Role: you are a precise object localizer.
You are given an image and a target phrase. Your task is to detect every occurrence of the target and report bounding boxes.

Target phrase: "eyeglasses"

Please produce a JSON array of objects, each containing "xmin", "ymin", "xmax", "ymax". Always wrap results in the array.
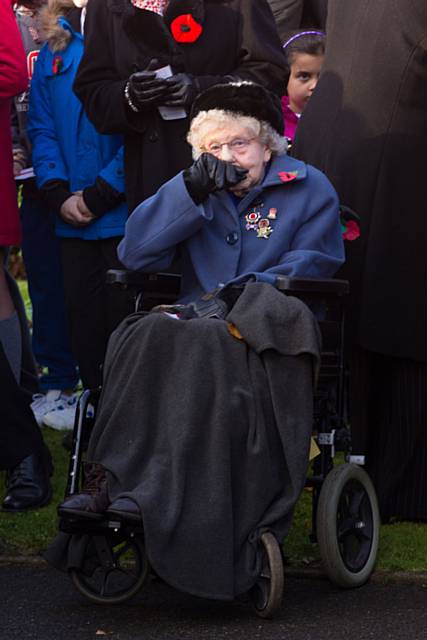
[{"xmin": 203, "ymin": 137, "xmax": 257, "ymax": 157}]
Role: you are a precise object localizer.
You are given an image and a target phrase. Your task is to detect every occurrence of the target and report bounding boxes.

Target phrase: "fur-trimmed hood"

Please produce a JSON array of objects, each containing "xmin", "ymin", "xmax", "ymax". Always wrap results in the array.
[{"xmin": 39, "ymin": 0, "xmax": 78, "ymax": 51}]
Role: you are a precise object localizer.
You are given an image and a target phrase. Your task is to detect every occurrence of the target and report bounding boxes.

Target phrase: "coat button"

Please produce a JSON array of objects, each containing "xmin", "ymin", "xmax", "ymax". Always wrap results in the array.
[
  {"xmin": 226, "ymin": 232, "xmax": 238, "ymax": 245},
  {"xmin": 148, "ymin": 131, "xmax": 159, "ymax": 142},
  {"xmin": 48, "ymin": 162, "xmax": 56, "ymax": 168}
]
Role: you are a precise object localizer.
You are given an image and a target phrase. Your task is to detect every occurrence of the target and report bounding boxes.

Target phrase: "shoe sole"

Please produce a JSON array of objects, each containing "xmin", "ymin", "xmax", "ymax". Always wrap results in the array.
[
  {"xmin": 105, "ymin": 508, "xmax": 142, "ymax": 523},
  {"xmin": 57, "ymin": 507, "xmax": 104, "ymax": 520}
]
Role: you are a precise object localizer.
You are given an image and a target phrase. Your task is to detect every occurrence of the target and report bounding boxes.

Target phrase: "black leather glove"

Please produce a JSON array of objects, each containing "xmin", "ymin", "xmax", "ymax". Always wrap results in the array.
[
  {"xmin": 126, "ymin": 59, "xmax": 169, "ymax": 111},
  {"xmin": 183, "ymin": 153, "xmax": 248, "ymax": 204},
  {"xmin": 163, "ymin": 73, "xmax": 199, "ymax": 107}
]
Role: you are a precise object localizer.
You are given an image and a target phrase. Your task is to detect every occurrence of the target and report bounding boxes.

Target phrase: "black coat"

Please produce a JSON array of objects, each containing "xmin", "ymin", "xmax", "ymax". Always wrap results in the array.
[
  {"xmin": 0, "ymin": 345, "xmax": 43, "ymax": 470},
  {"xmin": 74, "ymin": 0, "xmax": 287, "ymax": 211},
  {"xmin": 267, "ymin": 0, "xmax": 327, "ymax": 42},
  {"xmin": 292, "ymin": 0, "xmax": 427, "ymax": 361}
]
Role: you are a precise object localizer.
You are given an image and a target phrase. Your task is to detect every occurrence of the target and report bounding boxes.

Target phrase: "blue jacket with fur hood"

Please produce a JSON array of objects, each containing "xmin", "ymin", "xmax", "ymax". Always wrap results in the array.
[
  {"xmin": 28, "ymin": 12, "xmax": 127, "ymax": 239},
  {"xmin": 118, "ymin": 154, "xmax": 345, "ymax": 302}
]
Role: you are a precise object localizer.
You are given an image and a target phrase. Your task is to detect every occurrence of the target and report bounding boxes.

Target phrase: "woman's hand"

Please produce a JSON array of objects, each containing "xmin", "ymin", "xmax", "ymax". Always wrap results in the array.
[
  {"xmin": 126, "ymin": 59, "xmax": 169, "ymax": 111},
  {"xmin": 163, "ymin": 73, "xmax": 198, "ymax": 107},
  {"xmin": 183, "ymin": 153, "xmax": 248, "ymax": 204}
]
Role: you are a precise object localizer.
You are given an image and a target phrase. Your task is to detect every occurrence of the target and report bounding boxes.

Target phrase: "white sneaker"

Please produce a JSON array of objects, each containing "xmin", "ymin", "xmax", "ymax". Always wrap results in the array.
[
  {"xmin": 31, "ymin": 389, "xmax": 71, "ymax": 427},
  {"xmin": 42, "ymin": 395, "xmax": 78, "ymax": 431}
]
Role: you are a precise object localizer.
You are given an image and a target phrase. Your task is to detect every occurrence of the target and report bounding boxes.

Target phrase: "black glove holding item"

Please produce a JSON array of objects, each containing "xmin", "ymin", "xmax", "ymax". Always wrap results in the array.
[
  {"xmin": 163, "ymin": 73, "xmax": 199, "ymax": 107},
  {"xmin": 126, "ymin": 59, "xmax": 169, "ymax": 111},
  {"xmin": 183, "ymin": 153, "xmax": 249, "ymax": 204}
]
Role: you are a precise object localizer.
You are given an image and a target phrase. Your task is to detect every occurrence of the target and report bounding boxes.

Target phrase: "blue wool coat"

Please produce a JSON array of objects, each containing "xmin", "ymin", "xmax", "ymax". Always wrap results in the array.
[
  {"xmin": 27, "ymin": 18, "xmax": 127, "ymax": 240},
  {"xmin": 118, "ymin": 154, "xmax": 345, "ymax": 302}
]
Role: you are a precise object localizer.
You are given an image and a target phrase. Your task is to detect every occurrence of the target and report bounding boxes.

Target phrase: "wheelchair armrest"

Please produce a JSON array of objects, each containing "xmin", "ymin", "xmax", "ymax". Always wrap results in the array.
[
  {"xmin": 275, "ymin": 276, "xmax": 349, "ymax": 296},
  {"xmin": 106, "ymin": 269, "xmax": 181, "ymax": 295}
]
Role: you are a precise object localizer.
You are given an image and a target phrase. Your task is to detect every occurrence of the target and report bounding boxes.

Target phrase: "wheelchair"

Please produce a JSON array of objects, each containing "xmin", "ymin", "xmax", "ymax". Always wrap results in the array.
[{"xmin": 58, "ymin": 271, "xmax": 380, "ymax": 619}]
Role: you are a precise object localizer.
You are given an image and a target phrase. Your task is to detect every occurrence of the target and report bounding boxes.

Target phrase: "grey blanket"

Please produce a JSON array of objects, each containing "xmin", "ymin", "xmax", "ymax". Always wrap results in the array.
[{"xmin": 49, "ymin": 283, "xmax": 321, "ymax": 600}]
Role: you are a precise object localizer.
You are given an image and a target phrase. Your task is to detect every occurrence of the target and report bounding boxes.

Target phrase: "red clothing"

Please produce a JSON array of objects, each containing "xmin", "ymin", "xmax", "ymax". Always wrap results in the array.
[
  {"xmin": 0, "ymin": 0, "xmax": 27, "ymax": 245},
  {"xmin": 281, "ymin": 95, "xmax": 299, "ymax": 142}
]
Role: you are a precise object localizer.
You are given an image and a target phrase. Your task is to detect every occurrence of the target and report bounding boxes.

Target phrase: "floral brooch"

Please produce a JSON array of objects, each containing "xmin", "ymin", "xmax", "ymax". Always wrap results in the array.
[{"xmin": 170, "ymin": 13, "xmax": 203, "ymax": 43}]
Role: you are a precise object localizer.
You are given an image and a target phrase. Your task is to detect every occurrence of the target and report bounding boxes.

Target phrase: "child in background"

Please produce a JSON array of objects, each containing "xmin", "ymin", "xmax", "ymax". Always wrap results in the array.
[{"xmin": 281, "ymin": 30, "xmax": 325, "ymax": 145}]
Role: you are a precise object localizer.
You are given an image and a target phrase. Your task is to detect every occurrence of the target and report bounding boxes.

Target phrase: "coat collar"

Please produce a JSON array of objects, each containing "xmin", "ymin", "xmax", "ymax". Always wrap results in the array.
[
  {"xmin": 122, "ymin": 0, "xmax": 229, "ymax": 67},
  {"xmin": 262, "ymin": 154, "xmax": 307, "ymax": 188},
  {"xmin": 230, "ymin": 155, "xmax": 307, "ymax": 214}
]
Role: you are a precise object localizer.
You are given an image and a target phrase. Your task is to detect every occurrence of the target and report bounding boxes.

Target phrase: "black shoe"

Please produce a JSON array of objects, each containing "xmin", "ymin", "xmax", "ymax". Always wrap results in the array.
[
  {"xmin": 58, "ymin": 462, "xmax": 109, "ymax": 520},
  {"xmin": 2, "ymin": 451, "xmax": 53, "ymax": 513},
  {"xmin": 106, "ymin": 497, "xmax": 142, "ymax": 523}
]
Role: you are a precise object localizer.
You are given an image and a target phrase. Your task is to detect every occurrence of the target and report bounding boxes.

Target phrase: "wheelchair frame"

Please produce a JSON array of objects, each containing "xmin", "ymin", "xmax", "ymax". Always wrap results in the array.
[{"xmin": 60, "ymin": 271, "xmax": 380, "ymax": 616}]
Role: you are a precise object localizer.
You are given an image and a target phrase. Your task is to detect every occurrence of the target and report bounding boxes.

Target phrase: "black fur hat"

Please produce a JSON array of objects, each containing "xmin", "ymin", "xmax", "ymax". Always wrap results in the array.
[{"xmin": 190, "ymin": 81, "xmax": 284, "ymax": 135}]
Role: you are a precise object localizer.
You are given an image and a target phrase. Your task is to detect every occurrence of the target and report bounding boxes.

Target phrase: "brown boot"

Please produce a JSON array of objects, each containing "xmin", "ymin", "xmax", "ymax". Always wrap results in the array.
[{"xmin": 58, "ymin": 462, "xmax": 109, "ymax": 520}]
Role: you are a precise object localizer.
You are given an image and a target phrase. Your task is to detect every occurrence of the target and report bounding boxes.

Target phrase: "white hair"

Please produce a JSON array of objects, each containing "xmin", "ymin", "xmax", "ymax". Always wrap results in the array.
[{"xmin": 187, "ymin": 109, "xmax": 288, "ymax": 159}]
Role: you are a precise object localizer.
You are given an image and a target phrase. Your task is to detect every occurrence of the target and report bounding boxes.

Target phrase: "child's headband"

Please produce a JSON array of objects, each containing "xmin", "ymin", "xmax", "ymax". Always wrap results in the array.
[{"xmin": 282, "ymin": 30, "xmax": 325, "ymax": 49}]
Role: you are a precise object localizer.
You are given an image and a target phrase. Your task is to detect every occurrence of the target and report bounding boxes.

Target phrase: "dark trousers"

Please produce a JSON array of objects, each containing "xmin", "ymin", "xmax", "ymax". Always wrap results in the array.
[
  {"xmin": 60, "ymin": 237, "xmax": 133, "ymax": 389},
  {"xmin": 0, "ymin": 343, "xmax": 44, "ymax": 470},
  {"xmin": 21, "ymin": 198, "xmax": 78, "ymax": 391},
  {"xmin": 350, "ymin": 346, "xmax": 427, "ymax": 522}
]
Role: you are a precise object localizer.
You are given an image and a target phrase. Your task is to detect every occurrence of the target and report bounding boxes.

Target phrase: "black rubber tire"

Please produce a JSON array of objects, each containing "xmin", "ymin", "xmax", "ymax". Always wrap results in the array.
[
  {"xmin": 251, "ymin": 532, "xmax": 284, "ymax": 619},
  {"xmin": 316, "ymin": 463, "xmax": 380, "ymax": 588},
  {"xmin": 70, "ymin": 533, "xmax": 149, "ymax": 604}
]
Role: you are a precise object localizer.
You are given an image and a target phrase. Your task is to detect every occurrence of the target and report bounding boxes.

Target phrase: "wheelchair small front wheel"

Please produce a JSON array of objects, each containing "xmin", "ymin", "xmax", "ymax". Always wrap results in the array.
[
  {"xmin": 70, "ymin": 532, "xmax": 149, "ymax": 604},
  {"xmin": 316, "ymin": 463, "xmax": 380, "ymax": 588},
  {"xmin": 250, "ymin": 531, "xmax": 284, "ymax": 619}
]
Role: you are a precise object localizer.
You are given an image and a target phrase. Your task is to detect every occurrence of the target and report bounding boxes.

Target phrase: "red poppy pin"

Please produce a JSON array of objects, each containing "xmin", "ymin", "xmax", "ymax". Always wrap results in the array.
[
  {"xmin": 170, "ymin": 13, "xmax": 203, "ymax": 43},
  {"xmin": 339, "ymin": 206, "xmax": 361, "ymax": 241},
  {"xmin": 341, "ymin": 219, "xmax": 360, "ymax": 241},
  {"xmin": 52, "ymin": 55, "xmax": 63, "ymax": 75},
  {"xmin": 278, "ymin": 171, "xmax": 298, "ymax": 183}
]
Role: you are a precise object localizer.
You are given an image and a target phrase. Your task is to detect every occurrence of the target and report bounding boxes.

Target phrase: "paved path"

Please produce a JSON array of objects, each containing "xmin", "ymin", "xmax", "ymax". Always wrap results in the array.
[{"xmin": 1, "ymin": 565, "xmax": 426, "ymax": 640}]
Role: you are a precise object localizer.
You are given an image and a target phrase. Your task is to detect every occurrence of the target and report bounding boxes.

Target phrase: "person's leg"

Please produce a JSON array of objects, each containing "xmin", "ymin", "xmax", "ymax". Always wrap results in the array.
[
  {"xmin": 100, "ymin": 237, "xmax": 134, "ymax": 335},
  {"xmin": 44, "ymin": 237, "xmax": 132, "ymax": 431},
  {"xmin": 60, "ymin": 238, "xmax": 110, "ymax": 389},
  {"xmin": 0, "ymin": 333, "xmax": 52, "ymax": 511},
  {"xmin": 0, "ymin": 247, "xmax": 21, "ymax": 383},
  {"xmin": 20, "ymin": 198, "xmax": 78, "ymax": 392},
  {"xmin": 366, "ymin": 354, "xmax": 427, "ymax": 522}
]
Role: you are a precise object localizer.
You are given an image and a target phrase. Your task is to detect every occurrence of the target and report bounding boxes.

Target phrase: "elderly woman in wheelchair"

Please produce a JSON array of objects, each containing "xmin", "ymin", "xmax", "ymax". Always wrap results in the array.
[{"xmin": 52, "ymin": 82, "xmax": 346, "ymax": 611}]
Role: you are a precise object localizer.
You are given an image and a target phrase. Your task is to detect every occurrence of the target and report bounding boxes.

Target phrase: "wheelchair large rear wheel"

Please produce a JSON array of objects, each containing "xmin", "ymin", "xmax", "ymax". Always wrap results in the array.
[
  {"xmin": 250, "ymin": 531, "xmax": 284, "ymax": 619},
  {"xmin": 316, "ymin": 463, "xmax": 380, "ymax": 588},
  {"xmin": 70, "ymin": 532, "xmax": 149, "ymax": 604}
]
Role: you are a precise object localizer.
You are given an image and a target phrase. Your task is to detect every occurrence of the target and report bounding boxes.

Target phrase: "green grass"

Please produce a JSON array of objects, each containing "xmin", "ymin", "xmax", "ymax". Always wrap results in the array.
[
  {"xmin": 18, "ymin": 279, "xmax": 32, "ymax": 324},
  {"xmin": 285, "ymin": 488, "xmax": 427, "ymax": 573},
  {"xmin": 0, "ymin": 431, "xmax": 69, "ymax": 555},
  {"xmin": 1, "ymin": 432, "xmax": 427, "ymax": 572}
]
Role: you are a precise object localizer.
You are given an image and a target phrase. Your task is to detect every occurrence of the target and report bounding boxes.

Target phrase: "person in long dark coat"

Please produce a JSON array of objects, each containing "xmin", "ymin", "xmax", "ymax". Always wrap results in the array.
[
  {"xmin": 267, "ymin": 0, "xmax": 327, "ymax": 42},
  {"xmin": 292, "ymin": 0, "xmax": 427, "ymax": 522},
  {"xmin": 73, "ymin": 0, "xmax": 287, "ymax": 211},
  {"xmin": 0, "ymin": 343, "xmax": 53, "ymax": 512}
]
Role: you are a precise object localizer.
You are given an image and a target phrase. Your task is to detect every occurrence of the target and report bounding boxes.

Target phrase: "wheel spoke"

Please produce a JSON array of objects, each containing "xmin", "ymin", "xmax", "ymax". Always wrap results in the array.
[
  {"xmin": 348, "ymin": 488, "xmax": 366, "ymax": 517},
  {"xmin": 99, "ymin": 569, "xmax": 112, "ymax": 597},
  {"xmin": 113, "ymin": 541, "xmax": 132, "ymax": 562},
  {"xmin": 337, "ymin": 516, "xmax": 359, "ymax": 541},
  {"xmin": 115, "ymin": 567, "xmax": 139, "ymax": 580}
]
